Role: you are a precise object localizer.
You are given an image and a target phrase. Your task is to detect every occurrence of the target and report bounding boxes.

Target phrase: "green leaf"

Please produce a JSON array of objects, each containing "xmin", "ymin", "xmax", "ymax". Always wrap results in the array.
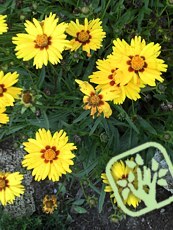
[
  {"xmin": 89, "ymin": 117, "xmax": 102, "ymax": 136},
  {"xmin": 6, "ymin": 124, "xmax": 28, "ymax": 135},
  {"xmin": 83, "ymin": 56, "xmax": 96, "ymax": 79},
  {"xmin": 117, "ymin": 9, "xmax": 137, "ymax": 27},
  {"xmin": 145, "ymin": 147, "xmax": 156, "ymax": 165},
  {"xmin": 128, "ymin": 172, "xmax": 135, "ymax": 183},
  {"xmin": 37, "ymin": 66, "xmax": 45, "ymax": 89},
  {"xmin": 98, "ymin": 184, "xmax": 106, "ymax": 213},
  {"xmin": 73, "ymin": 161, "xmax": 97, "ymax": 178},
  {"xmin": 151, "ymin": 158, "xmax": 159, "ymax": 172},
  {"xmin": 121, "ymin": 188, "xmax": 130, "ymax": 200},
  {"xmin": 114, "ymin": 105, "xmax": 139, "ymax": 134},
  {"xmin": 135, "ymin": 154, "xmax": 144, "ymax": 166},
  {"xmin": 157, "ymin": 179, "xmax": 168, "ymax": 187},
  {"xmin": 116, "ymin": 179, "xmax": 127, "ymax": 187},
  {"xmin": 158, "ymin": 169, "xmax": 168, "ymax": 178},
  {"xmin": 73, "ymin": 206, "xmax": 87, "ymax": 214},
  {"xmin": 42, "ymin": 110, "xmax": 50, "ymax": 129},
  {"xmin": 72, "ymin": 199, "xmax": 85, "ymax": 206},
  {"xmin": 137, "ymin": 116, "xmax": 157, "ymax": 135},
  {"xmin": 125, "ymin": 160, "xmax": 136, "ymax": 169},
  {"xmin": 72, "ymin": 110, "xmax": 90, "ymax": 123}
]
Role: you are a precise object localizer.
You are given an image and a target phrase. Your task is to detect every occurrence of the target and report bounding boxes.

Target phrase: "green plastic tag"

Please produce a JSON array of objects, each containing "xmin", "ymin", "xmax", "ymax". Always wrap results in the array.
[{"xmin": 106, "ymin": 142, "xmax": 173, "ymax": 217}]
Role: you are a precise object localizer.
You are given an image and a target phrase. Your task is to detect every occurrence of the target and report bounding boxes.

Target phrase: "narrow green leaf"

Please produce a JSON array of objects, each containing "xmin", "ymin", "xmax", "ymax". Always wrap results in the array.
[
  {"xmin": 88, "ymin": 180, "xmax": 101, "ymax": 195},
  {"xmin": 89, "ymin": 117, "xmax": 102, "ymax": 136},
  {"xmin": 98, "ymin": 184, "xmax": 106, "ymax": 213},
  {"xmin": 37, "ymin": 66, "xmax": 45, "ymax": 89},
  {"xmin": 73, "ymin": 161, "xmax": 97, "ymax": 178},
  {"xmin": 137, "ymin": 116, "xmax": 157, "ymax": 135},
  {"xmin": 6, "ymin": 124, "xmax": 28, "ymax": 135},
  {"xmin": 42, "ymin": 110, "xmax": 49, "ymax": 129},
  {"xmin": 83, "ymin": 56, "xmax": 96, "ymax": 79},
  {"xmin": 114, "ymin": 105, "xmax": 139, "ymax": 134},
  {"xmin": 73, "ymin": 110, "xmax": 90, "ymax": 123}
]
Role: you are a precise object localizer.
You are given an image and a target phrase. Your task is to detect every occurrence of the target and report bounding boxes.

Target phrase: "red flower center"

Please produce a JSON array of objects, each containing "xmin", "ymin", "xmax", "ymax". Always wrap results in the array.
[
  {"xmin": 0, "ymin": 84, "xmax": 7, "ymax": 97},
  {"xmin": 76, "ymin": 30, "xmax": 91, "ymax": 44},
  {"xmin": 41, "ymin": 146, "xmax": 60, "ymax": 163},
  {"xmin": 35, "ymin": 34, "xmax": 52, "ymax": 50},
  {"xmin": 127, "ymin": 55, "xmax": 147, "ymax": 73},
  {"xmin": 0, "ymin": 176, "xmax": 9, "ymax": 191},
  {"xmin": 108, "ymin": 69, "xmax": 120, "ymax": 87},
  {"xmin": 88, "ymin": 92, "xmax": 104, "ymax": 106}
]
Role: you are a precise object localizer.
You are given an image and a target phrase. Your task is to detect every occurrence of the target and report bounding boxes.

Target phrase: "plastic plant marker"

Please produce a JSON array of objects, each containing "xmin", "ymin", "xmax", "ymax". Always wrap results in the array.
[{"xmin": 106, "ymin": 142, "xmax": 173, "ymax": 217}]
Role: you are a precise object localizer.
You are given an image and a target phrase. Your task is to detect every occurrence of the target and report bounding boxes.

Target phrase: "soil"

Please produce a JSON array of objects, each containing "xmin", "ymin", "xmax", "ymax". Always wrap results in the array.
[
  {"xmin": 69, "ymin": 188, "xmax": 173, "ymax": 230},
  {"xmin": 1, "ymin": 139, "xmax": 173, "ymax": 230}
]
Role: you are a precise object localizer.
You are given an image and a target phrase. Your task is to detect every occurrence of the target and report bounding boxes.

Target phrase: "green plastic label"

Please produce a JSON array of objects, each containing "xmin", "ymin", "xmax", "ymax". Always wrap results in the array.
[{"xmin": 106, "ymin": 142, "xmax": 173, "ymax": 217}]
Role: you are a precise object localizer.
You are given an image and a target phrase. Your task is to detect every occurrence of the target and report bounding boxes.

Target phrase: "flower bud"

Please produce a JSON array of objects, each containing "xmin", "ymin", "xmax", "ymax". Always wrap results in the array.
[{"xmin": 81, "ymin": 6, "xmax": 90, "ymax": 14}]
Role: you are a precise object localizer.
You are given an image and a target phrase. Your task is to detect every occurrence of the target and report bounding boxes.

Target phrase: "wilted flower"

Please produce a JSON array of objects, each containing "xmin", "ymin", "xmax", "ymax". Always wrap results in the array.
[
  {"xmin": 75, "ymin": 80, "xmax": 115, "ymax": 118},
  {"xmin": 42, "ymin": 194, "xmax": 58, "ymax": 214}
]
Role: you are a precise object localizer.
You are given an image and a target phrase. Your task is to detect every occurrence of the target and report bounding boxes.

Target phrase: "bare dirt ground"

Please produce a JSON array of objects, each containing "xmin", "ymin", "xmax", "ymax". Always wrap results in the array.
[{"xmin": 69, "ymin": 192, "xmax": 173, "ymax": 230}]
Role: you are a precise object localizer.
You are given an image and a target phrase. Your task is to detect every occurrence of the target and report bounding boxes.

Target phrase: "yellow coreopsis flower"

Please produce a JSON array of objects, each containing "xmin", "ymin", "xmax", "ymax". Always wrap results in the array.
[
  {"xmin": 0, "ymin": 71, "xmax": 22, "ymax": 107},
  {"xmin": 42, "ymin": 195, "xmax": 58, "ymax": 214},
  {"xmin": 76, "ymin": 80, "xmax": 116, "ymax": 118},
  {"xmin": 0, "ymin": 171, "xmax": 25, "ymax": 206},
  {"xmin": 12, "ymin": 13, "xmax": 71, "ymax": 69},
  {"xmin": 89, "ymin": 58, "xmax": 141, "ymax": 104},
  {"xmin": 0, "ymin": 107, "xmax": 9, "ymax": 125},
  {"xmin": 109, "ymin": 36, "xmax": 167, "ymax": 86},
  {"xmin": 66, "ymin": 18, "xmax": 106, "ymax": 55},
  {"xmin": 22, "ymin": 128, "xmax": 77, "ymax": 182},
  {"xmin": 0, "ymin": 15, "xmax": 8, "ymax": 34},
  {"xmin": 101, "ymin": 160, "xmax": 141, "ymax": 208}
]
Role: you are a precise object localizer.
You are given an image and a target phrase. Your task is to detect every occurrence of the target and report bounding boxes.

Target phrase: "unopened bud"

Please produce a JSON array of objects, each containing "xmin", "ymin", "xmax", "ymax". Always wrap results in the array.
[{"xmin": 81, "ymin": 6, "xmax": 90, "ymax": 14}]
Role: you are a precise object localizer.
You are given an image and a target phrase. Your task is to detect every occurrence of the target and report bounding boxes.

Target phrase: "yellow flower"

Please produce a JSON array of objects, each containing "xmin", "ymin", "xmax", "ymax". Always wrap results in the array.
[
  {"xmin": 0, "ymin": 171, "xmax": 25, "ymax": 206},
  {"xmin": 42, "ymin": 195, "xmax": 58, "ymax": 214},
  {"xmin": 76, "ymin": 80, "xmax": 115, "ymax": 118},
  {"xmin": 0, "ymin": 15, "xmax": 8, "ymax": 34},
  {"xmin": 109, "ymin": 36, "xmax": 167, "ymax": 86},
  {"xmin": 89, "ymin": 58, "xmax": 141, "ymax": 104},
  {"xmin": 22, "ymin": 128, "xmax": 77, "ymax": 182},
  {"xmin": 0, "ymin": 107, "xmax": 9, "ymax": 125},
  {"xmin": 0, "ymin": 71, "xmax": 22, "ymax": 107},
  {"xmin": 101, "ymin": 160, "xmax": 140, "ymax": 208},
  {"xmin": 66, "ymin": 18, "xmax": 106, "ymax": 55},
  {"xmin": 12, "ymin": 13, "xmax": 71, "ymax": 69}
]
